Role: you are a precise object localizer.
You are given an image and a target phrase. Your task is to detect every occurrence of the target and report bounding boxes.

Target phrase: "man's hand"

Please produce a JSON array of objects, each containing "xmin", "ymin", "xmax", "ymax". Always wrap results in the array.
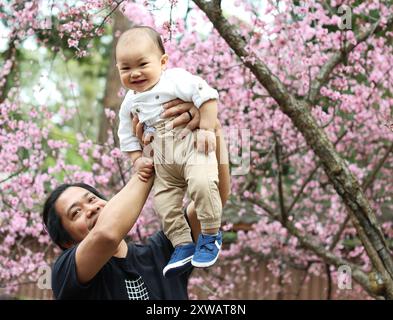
[
  {"xmin": 131, "ymin": 99, "xmax": 201, "ymax": 144},
  {"xmin": 162, "ymin": 99, "xmax": 200, "ymax": 140},
  {"xmin": 195, "ymin": 129, "xmax": 216, "ymax": 155},
  {"xmin": 133, "ymin": 157, "xmax": 154, "ymax": 182}
]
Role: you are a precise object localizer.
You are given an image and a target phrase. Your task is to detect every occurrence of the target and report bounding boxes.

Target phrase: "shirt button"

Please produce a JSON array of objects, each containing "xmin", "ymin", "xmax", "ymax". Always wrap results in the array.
[
  {"xmin": 135, "ymin": 107, "xmax": 140, "ymax": 113},
  {"xmin": 155, "ymin": 95, "xmax": 159, "ymax": 99},
  {"xmin": 198, "ymin": 84, "xmax": 203, "ymax": 90}
]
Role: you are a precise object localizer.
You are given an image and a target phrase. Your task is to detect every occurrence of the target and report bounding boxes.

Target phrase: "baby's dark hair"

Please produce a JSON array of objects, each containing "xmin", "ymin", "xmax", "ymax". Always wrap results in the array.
[
  {"xmin": 42, "ymin": 183, "xmax": 107, "ymax": 250},
  {"xmin": 118, "ymin": 25, "xmax": 165, "ymax": 55}
]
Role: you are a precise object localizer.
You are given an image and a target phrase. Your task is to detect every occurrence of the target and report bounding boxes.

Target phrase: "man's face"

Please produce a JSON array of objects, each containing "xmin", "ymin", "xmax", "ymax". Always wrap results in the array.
[
  {"xmin": 55, "ymin": 187, "xmax": 107, "ymax": 246},
  {"xmin": 116, "ymin": 36, "xmax": 168, "ymax": 93}
]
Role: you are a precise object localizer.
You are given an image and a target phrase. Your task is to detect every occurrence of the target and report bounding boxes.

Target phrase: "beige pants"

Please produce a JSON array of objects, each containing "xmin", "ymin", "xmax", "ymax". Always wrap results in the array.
[{"xmin": 150, "ymin": 120, "xmax": 222, "ymax": 247}]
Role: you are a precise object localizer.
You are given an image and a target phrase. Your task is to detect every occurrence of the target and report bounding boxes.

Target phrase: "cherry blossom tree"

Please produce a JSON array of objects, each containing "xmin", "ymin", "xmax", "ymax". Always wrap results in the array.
[
  {"xmin": 0, "ymin": 0, "xmax": 157, "ymax": 294},
  {"xmin": 1, "ymin": 0, "xmax": 392, "ymax": 299},
  {"xmin": 190, "ymin": 0, "xmax": 393, "ymax": 298}
]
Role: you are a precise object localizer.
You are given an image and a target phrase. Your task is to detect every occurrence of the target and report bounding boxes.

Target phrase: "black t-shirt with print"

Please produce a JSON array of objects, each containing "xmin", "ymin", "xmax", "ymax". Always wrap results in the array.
[{"xmin": 52, "ymin": 231, "xmax": 191, "ymax": 300}]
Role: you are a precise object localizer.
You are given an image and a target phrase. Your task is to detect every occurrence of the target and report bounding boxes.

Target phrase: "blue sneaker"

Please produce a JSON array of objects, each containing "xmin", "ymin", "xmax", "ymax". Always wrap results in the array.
[
  {"xmin": 191, "ymin": 232, "xmax": 222, "ymax": 268},
  {"xmin": 163, "ymin": 243, "xmax": 195, "ymax": 278}
]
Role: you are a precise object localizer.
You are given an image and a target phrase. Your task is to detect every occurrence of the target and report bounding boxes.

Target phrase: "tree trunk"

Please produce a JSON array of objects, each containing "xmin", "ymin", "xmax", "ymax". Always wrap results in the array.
[
  {"xmin": 98, "ymin": 9, "xmax": 131, "ymax": 145},
  {"xmin": 193, "ymin": 0, "xmax": 393, "ymax": 299},
  {"xmin": 0, "ymin": 37, "xmax": 17, "ymax": 104}
]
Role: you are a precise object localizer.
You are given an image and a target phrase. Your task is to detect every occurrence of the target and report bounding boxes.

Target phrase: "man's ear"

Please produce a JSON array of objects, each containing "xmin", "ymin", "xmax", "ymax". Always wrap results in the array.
[{"xmin": 161, "ymin": 54, "xmax": 169, "ymax": 70}]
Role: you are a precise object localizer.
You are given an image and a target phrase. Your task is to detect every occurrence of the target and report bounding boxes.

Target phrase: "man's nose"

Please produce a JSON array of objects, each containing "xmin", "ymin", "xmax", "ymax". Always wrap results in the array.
[{"xmin": 86, "ymin": 204, "xmax": 100, "ymax": 218}]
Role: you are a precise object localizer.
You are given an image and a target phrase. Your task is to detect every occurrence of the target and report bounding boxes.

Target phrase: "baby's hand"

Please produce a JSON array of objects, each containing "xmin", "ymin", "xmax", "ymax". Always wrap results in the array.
[
  {"xmin": 134, "ymin": 157, "xmax": 154, "ymax": 182},
  {"xmin": 196, "ymin": 129, "xmax": 216, "ymax": 154}
]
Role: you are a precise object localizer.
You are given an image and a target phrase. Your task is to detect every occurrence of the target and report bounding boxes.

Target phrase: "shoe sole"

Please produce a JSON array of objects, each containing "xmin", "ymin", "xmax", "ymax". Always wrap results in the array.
[
  {"xmin": 163, "ymin": 256, "xmax": 193, "ymax": 277},
  {"xmin": 191, "ymin": 247, "xmax": 221, "ymax": 268}
]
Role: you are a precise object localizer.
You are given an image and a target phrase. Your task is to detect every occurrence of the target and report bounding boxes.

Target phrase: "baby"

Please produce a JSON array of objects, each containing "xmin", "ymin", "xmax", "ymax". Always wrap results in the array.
[{"xmin": 116, "ymin": 26, "xmax": 222, "ymax": 278}]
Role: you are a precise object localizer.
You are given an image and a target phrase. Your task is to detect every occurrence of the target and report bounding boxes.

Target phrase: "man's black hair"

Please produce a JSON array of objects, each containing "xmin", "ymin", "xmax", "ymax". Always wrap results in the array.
[{"xmin": 42, "ymin": 183, "xmax": 107, "ymax": 250}]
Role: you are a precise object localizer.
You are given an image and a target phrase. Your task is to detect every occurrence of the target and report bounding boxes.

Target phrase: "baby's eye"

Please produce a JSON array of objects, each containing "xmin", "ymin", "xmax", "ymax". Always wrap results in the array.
[{"xmin": 140, "ymin": 62, "xmax": 148, "ymax": 66}]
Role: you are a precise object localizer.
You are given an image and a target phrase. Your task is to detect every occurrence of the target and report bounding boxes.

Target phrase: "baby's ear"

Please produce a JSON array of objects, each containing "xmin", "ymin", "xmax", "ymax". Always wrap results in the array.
[{"xmin": 161, "ymin": 54, "xmax": 169, "ymax": 69}]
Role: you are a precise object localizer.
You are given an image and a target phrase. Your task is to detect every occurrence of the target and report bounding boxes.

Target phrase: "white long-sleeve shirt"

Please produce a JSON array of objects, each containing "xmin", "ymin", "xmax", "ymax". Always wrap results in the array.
[{"xmin": 118, "ymin": 68, "xmax": 219, "ymax": 152}]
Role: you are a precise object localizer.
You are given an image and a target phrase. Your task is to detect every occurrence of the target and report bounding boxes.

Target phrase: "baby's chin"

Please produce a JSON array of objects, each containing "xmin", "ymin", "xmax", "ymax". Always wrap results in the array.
[{"xmin": 128, "ymin": 80, "xmax": 148, "ymax": 92}]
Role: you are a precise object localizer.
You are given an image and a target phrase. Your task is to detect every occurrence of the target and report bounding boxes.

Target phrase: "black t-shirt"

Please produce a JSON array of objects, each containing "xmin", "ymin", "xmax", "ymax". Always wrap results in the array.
[{"xmin": 52, "ymin": 231, "xmax": 191, "ymax": 300}]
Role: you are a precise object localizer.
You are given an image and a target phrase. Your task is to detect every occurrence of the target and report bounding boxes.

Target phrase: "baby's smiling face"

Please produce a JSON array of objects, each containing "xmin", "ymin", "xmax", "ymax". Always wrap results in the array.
[{"xmin": 116, "ymin": 34, "xmax": 168, "ymax": 93}]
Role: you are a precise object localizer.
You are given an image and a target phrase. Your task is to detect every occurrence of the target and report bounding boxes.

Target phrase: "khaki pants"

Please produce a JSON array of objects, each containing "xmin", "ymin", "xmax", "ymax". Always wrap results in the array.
[{"xmin": 150, "ymin": 120, "xmax": 222, "ymax": 247}]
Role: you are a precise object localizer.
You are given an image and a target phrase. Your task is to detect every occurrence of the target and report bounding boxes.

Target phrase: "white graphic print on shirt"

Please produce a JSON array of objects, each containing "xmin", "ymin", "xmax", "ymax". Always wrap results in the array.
[{"xmin": 125, "ymin": 276, "xmax": 149, "ymax": 300}]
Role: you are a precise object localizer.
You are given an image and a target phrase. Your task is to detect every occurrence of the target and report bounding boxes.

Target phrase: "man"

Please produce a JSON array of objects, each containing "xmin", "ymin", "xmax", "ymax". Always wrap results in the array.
[{"xmin": 42, "ymin": 100, "xmax": 230, "ymax": 299}]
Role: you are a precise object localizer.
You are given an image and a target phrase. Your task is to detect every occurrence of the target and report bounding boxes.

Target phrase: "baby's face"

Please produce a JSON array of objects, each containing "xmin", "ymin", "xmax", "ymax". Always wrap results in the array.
[{"xmin": 116, "ymin": 37, "xmax": 168, "ymax": 93}]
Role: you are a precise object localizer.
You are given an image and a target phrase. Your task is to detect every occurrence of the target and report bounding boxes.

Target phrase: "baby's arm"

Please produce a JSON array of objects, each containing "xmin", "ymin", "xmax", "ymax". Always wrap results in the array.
[
  {"xmin": 128, "ymin": 151, "xmax": 154, "ymax": 183},
  {"xmin": 118, "ymin": 94, "xmax": 154, "ymax": 182},
  {"xmin": 129, "ymin": 150, "xmax": 143, "ymax": 164}
]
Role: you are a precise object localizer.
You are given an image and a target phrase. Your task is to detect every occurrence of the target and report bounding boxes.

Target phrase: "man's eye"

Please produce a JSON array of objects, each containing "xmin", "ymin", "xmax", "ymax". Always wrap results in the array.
[
  {"xmin": 121, "ymin": 67, "xmax": 130, "ymax": 71},
  {"xmin": 89, "ymin": 196, "xmax": 96, "ymax": 202},
  {"xmin": 72, "ymin": 210, "xmax": 80, "ymax": 218}
]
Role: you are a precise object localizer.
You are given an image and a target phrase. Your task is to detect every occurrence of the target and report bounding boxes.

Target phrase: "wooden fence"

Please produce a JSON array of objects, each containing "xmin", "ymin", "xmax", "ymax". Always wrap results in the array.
[{"xmin": 2, "ymin": 258, "xmax": 367, "ymax": 300}]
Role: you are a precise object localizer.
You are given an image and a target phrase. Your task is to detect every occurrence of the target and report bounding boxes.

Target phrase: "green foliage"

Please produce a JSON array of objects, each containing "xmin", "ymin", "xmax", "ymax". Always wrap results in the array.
[
  {"xmin": 48, "ymin": 126, "xmax": 93, "ymax": 171},
  {"xmin": 223, "ymin": 231, "xmax": 237, "ymax": 244}
]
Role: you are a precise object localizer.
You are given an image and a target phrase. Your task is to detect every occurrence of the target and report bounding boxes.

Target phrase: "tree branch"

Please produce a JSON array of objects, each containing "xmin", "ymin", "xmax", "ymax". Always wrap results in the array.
[
  {"xmin": 309, "ymin": 14, "xmax": 393, "ymax": 103},
  {"xmin": 329, "ymin": 213, "xmax": 351, "ymax": 251},
  {"xmin": 0, "ymin": 36, "xmax": 17, "ymax": 104},
  {"xmin": 286, "ymin": 129, "xmax": 348, "ymax": 215},
  {"xmin": 362, "ymin": 142, "xmax": 393, "ymax": 191},
  {"xmin": 326, "ymin": 263, "xmax": 332, "ymax": 300},
  {"xmin": 274, "ymin": 135, "xmax": 287, "ymax": 223},
  {"xmin": 329, "ymin": 141, "xmax": 393, "ymax": 250},
  {"xmin": 0, "ymin": 167, "xmax": 27, "ymax": 185},
  {"xmin": 248, "ymin": 197, "xmax": 377, "ymax": 297}
]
